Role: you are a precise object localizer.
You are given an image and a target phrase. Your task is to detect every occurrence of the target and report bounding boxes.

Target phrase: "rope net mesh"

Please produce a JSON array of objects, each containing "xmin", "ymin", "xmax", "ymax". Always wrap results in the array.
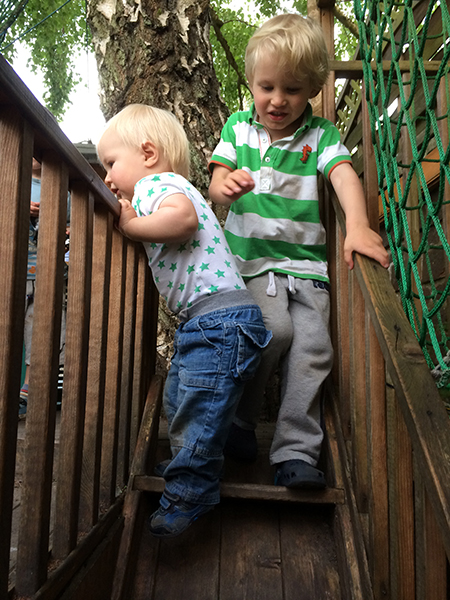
[{"xmin": 354, "ymin": 0, "xmax": 450, "ymax": 388}]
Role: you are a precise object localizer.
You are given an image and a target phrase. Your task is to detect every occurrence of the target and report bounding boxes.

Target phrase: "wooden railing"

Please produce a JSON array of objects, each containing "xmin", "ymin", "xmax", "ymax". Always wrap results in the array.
[
  {"xmin": 320, "ymin": 2, "xmax": 450, "ymax": 597},
  {"xmin": 0, "ymin": 54, "xmax": 159, "ymax": 599}
]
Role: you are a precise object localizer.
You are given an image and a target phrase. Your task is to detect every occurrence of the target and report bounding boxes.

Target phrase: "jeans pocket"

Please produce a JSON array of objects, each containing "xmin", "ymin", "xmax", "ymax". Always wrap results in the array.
[{"xmin": 232, "ymin": 323, "xmax": 272, "ymax": 382}]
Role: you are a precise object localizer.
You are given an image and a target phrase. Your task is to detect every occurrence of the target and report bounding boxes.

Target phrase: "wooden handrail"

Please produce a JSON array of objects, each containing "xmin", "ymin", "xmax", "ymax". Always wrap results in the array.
[
  {"xmin": 330, "ymin": 59, "xmax": 442, "ymax": 79},
  {"xmin": 0, "ymin": 54, "xmax": 118, "ymax": 216}
]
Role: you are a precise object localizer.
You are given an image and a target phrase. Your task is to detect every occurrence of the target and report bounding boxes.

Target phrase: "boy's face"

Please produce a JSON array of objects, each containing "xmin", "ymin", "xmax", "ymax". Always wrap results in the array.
[
  {"xmin": 97, "ymin": 128, "xmax": 148, "ymax": 200},
  {"xmin": 249, "ymin": 52, "xmax": 318, "ymax": 141}
]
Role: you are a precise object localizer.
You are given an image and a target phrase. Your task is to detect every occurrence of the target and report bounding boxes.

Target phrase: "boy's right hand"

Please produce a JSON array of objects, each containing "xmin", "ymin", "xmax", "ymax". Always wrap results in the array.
[{"xmin": 209, "ymin": 166, "xmax": 255, "ymax": 206}]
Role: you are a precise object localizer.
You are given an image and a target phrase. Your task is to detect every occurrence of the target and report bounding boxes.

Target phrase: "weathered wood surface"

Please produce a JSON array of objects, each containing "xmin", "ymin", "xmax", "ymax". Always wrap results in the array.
[
  {"xmin": 0, "ymin": 107, "xmax": 32, "ymax": 600},
  {"xmin": 129, "ymin": 424, "xmax": 345, "ymax": 600}
]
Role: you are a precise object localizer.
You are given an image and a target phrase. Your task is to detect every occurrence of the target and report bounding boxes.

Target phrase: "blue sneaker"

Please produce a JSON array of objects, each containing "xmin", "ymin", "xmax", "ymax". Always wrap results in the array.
[{"xmin": 148, "ymin": 490, "xmax": 214, "ymax": 538}]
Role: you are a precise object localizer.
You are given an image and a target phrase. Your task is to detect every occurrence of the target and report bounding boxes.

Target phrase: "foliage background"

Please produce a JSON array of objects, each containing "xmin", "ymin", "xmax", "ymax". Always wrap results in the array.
[{"xmin": 1, "ymin": 0, "xmax": 358, "ymax": 120}]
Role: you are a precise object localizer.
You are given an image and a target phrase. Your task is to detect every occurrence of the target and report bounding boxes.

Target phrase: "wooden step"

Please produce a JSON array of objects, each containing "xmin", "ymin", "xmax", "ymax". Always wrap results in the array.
[
  {"xmin": 129, "ymin": 497, "xmax": 343, "ymax": 600},
  {"xmin": 132, "ymin": 474, "xmax": 345, "ymax": 504}
]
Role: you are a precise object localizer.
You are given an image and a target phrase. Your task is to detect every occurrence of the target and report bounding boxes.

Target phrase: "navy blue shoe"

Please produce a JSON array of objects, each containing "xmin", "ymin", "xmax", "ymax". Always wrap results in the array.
[
  {"xmin": 148, "ymin": 490, "xmax": 214, "ymax": 538},
  {"xmin": 274, "ymin": 459, "xmax": 326, "ymax": 489}
]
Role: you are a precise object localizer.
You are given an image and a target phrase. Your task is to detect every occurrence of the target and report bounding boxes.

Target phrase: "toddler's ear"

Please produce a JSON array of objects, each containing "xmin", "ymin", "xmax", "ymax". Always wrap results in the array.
[{"xmin": 141, "ymin": 140, "xmax": 159, "ymax": 167}]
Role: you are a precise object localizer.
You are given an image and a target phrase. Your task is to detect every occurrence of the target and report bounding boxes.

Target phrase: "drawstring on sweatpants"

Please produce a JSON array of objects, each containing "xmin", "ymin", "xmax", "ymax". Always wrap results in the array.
[
  {"xmin": 287, "ymin": 275, "xmax": 296, "ymax": 295},
  {"xmin": 266, "ymin": 271, "xmax": 277, "ymax": 297},
  {"xmin": 265, "ymin": 272, "xmax": 297, "ymax": 297}
]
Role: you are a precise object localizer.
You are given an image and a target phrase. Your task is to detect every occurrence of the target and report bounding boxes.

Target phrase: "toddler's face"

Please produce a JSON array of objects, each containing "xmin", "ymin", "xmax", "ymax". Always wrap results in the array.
[
  {"xmin": 97, "ymin": 129, "xmax": 148, "ymax": 200},
  {"xmin": 250, "ymin": 53, "xmax": 318, "ymax": 141}
]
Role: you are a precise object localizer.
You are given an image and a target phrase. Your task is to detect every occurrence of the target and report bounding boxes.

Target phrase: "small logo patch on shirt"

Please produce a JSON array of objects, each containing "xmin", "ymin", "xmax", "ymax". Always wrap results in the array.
[{"xmin": 300, "ymin": 144, "xmax": 312, "ymax": 163}]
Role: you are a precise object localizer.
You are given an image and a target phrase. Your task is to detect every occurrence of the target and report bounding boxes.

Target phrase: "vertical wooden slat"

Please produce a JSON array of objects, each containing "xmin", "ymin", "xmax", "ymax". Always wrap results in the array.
[
  {"xmin": 79, "ymin": 206, "xmax": 112, "ymax": 531},
  {"xmin": 362, "ymin": 93, "xmax": 380, "ymax": 232},
  {"xmin": 324, "ymin": 182, "xmax": 340, "ymax": 390},
  {"xmin": 53, "ymin": 183, "xmax": 94, "ymax": 558},
  {"xmin": 437, "ymin": 75, "xmax": 450, "ymax": 328},
  {"xmin": 415, "ymin": 461, "xmax": 447, "ymax": 600},
  {"xmin": 320, "ymin": 4, "xmax": 336, "ymax": 123},
  {"xmin": 112, "ymin": 375, "xmax": 163, "ymax": 600},
  {"xmin": 130, "ymin": 252, "xmax": 150, "ymax": 453},
  {"xmin": 16, "ymin": 152, "xmax": 68, "ymax": 595},
  {"xmin": 100, "ymin": 227, "xmax": 126, "ymax": 505},
  {"xmin": 337, "ymin": 227, "xmax": 351, "ymax": 439},
  {"xmin": 117, "ymin": 241, "xmax": 138, "ymax": 485},
  {"xmin": 366, "ymin": 316, "xmax": 390, "ymax": 598},
  {"xmin": 387, "ymin": 385, "xmax": 415, "ymax": 600},
  {"xmin": 0, "ymin": 109, "xmax": 33, "ymax": 600},
  {"xmin": 349, "ymin": 271, "xmax": 369, "ymax": 513},
  {"xmin": 422, "ymin": 489, "xmax": 447, "ymax": 599}
]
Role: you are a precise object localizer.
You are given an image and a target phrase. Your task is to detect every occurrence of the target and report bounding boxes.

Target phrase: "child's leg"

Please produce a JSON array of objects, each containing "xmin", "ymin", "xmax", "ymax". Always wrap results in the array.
[
  {"xmin": 162, "ymin": 306, "xmax": 270, "ymax": 505},
  {"xmin": 271, "ymin": 278, "xmax": 333, "ymax": 468},
  {"xmin": 233, "ymin": 274, "xmax": 292, "ymax": 429},
  {"xmin": 149, "ymin": 306, "xmax": 270, "ymax": 537}
]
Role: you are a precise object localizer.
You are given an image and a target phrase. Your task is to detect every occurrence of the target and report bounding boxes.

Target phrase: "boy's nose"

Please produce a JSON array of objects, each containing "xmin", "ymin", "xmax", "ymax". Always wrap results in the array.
[{"xmin": 271, "ymin": 92, "xmax": 287, "ymax": 107}]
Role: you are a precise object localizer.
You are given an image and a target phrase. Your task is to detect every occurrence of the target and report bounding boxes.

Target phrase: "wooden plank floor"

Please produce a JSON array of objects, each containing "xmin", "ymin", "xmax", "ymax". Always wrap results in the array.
[{"xmin": 130, "ymin": 422, "xmax": 343, "ymax": 600}]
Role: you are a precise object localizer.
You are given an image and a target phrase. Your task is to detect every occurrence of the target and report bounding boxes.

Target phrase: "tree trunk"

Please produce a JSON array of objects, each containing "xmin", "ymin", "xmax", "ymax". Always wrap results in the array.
[{"xmin": 87, "ymin": 0, "xmax": 229, "ymax": 196}]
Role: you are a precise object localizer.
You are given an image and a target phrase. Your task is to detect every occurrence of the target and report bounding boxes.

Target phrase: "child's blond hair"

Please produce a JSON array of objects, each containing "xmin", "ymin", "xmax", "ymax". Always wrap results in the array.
[
  {"xmin": 104, "ymin": 104, "xmax": 190, "ymax": 179},
  {"xmin": 245, "ymin": 14, "xmax": 330, "ymax": 91}
]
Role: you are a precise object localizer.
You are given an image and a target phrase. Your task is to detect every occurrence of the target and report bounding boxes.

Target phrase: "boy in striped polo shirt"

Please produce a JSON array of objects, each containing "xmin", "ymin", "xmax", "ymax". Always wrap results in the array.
[{"xmin": 209, "ymin": 14, "xmax": 389, "ymax": 488}]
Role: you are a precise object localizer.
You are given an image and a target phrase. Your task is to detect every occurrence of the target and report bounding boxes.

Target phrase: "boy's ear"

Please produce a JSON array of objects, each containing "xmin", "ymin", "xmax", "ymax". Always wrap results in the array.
[
  {"xmin": 141, "ymin": 140, "xmax": 159, "ymax": 167},
  {"xmin": 309, "ymin": 87, "xmax": 321, "ymax": 99}
]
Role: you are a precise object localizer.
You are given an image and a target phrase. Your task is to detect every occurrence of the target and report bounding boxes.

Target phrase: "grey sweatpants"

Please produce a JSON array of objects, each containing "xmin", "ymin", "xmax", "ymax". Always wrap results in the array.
[{"xmin": 234, "ymin": 273, "xmax": 333, "ymax": 467}]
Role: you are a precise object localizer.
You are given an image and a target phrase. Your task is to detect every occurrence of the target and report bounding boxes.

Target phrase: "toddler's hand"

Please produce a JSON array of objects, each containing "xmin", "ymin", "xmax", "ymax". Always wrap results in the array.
[{"xmin": 117, "ymin": 198, "xmax": 138, "ymax": 236}]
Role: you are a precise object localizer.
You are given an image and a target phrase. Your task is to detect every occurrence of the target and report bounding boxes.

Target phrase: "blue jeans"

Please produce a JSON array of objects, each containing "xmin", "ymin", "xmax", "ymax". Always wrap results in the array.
[{"xmin": 162, "ymin": 305, "xmax": 272, "ymax": 505}]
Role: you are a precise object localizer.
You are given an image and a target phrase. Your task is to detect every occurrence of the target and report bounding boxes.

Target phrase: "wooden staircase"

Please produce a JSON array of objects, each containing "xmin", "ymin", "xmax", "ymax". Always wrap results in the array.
[{"xmin": 111, "ymin": 376, "xmax": 372, "ymax": 600}]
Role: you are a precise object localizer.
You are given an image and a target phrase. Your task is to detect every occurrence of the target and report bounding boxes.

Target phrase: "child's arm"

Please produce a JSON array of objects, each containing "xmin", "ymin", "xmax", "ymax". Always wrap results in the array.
[
  {"xmin": 209, "ymin": 165, "xmax": 255, "ymax": 207},
  {"xmin": 117, "ymin": 195, "xmax": 198, "ymax": 243},
  {"xmin": 329, "ymin": 162, "xmax": 389, "ymax": 270}
]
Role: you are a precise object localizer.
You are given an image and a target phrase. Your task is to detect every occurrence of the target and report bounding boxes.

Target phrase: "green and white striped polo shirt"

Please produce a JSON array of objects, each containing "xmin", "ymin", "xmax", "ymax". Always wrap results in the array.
[{"xmin": 209, "ymin": 103, "xmax": 352, "ymax": 283}]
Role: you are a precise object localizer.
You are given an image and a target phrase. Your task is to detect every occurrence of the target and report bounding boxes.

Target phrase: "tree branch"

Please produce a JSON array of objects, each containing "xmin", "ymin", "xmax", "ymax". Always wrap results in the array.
[
  {"xmin": 209, "ymin": 6, "xmax": 251, "ymax": 104},
  {"xmin": 333, "ymin": 5, "xmax": 359, "ymax": 39}
]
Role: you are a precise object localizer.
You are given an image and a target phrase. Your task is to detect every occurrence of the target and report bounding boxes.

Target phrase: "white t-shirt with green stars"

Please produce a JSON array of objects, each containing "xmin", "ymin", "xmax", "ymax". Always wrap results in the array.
[{"xmin": 132, "ymin": 173, "xmax": 246, "ymax": 319}]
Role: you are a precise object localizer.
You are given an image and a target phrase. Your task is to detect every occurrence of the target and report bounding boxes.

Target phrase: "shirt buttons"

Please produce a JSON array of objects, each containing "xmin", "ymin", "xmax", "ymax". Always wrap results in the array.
[{"xmin": 265, "ymin": 157, "xmax": 271, "ymax": 163}]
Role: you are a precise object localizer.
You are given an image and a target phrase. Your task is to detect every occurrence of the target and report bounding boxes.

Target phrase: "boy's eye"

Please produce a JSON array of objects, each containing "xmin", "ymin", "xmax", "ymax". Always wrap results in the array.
[{"xmin": 287, "ymin": 88, "xmax": 301, "ymax": 94}]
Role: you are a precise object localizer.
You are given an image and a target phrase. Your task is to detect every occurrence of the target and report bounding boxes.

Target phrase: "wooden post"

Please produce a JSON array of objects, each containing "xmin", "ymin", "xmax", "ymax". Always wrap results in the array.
[
  {"xmin": 53, "ymin": 182, "xmax": 94, "ymax": 558},
  {"xmin": 16, "ymin": 152, "xmax": 69, "ymax": 595},
  {"xmin": 0, "ymin": 108, "xmax": 33, "ymax": 600}
]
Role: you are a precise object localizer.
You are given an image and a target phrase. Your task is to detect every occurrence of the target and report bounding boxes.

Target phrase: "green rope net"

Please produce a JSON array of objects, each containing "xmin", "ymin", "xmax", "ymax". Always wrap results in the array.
[{"xmin": 354, "ymin": 0, "xmax": 450, "ymax": 388}]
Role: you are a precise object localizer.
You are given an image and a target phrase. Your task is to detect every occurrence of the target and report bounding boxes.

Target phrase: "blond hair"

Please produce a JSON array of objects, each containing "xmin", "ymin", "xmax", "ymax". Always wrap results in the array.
[
  {"xmin": 245, "ymin": 14, "xmax": 330, "ymax": 91},
  {"xmin": 103, "ymin": 104, "xmax": 190, "ymax": 179}
]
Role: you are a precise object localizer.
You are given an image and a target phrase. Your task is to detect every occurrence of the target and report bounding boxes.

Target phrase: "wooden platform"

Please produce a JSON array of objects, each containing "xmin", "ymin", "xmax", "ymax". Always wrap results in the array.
[{"xmin": 128, "ymin": 421, "xmax": 346, "ymax": 600}]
